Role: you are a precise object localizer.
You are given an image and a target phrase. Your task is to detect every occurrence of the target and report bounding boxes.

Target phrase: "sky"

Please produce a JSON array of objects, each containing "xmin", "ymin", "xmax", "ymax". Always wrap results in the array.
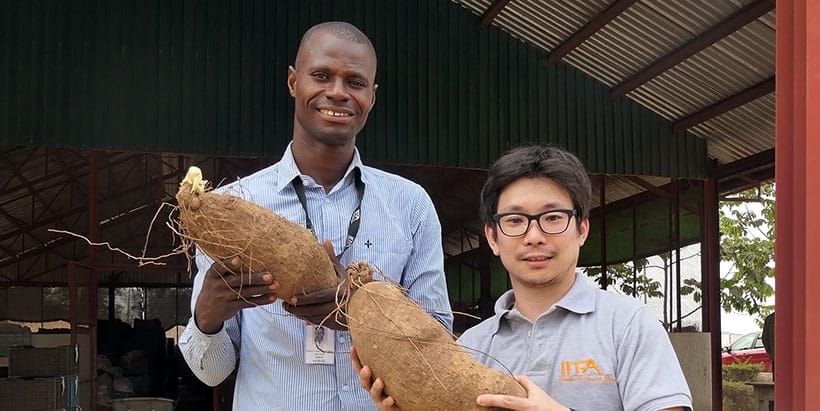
[{"xmin": 722, "ymin": 310, "xmax": 760, "ymax": 335}]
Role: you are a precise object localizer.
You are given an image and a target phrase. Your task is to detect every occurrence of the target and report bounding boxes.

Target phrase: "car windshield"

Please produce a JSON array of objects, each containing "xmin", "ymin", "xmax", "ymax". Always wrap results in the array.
[{"xmin": 729, "ymin": 332, "xmax": 761, "ymax": 351}]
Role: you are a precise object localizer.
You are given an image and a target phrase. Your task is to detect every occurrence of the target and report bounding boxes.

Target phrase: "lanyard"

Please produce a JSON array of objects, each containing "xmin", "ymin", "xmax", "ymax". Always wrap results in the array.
[{"xmin": 291, "ymin": 171, "xmax": 364, "ymax": 260}]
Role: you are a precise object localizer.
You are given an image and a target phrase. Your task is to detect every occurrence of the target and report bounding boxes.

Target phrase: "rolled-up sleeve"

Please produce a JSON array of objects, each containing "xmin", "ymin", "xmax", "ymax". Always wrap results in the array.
[{"xmin": 178, "ymin": 251, "xmax": 241, "ymax": 387}]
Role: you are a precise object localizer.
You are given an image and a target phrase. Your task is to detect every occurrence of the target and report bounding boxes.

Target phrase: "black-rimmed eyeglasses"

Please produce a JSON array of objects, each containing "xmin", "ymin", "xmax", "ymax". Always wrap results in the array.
[{"xmin": 492, "ymin": 209, "xmax": 577, "ymax": 237}]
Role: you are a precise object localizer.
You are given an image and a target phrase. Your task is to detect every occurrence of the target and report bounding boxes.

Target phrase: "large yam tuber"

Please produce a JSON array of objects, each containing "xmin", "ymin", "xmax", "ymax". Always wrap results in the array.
[
  {"xmin": 347, "ymin": 281, "xmax": 526, "ymax": 410},
  {"xmin": 175, "ymin": 166, "xmax": 338, "ymax": 300}
]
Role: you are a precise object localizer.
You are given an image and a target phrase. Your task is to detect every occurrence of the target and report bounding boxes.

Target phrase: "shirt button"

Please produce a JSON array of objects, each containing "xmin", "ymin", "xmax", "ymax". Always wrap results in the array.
[
  {"xmin": 338, "ymin": 335, "xmax": 345, "ymax": 342},
  {"xmin": 342, "ymin": 385, "xmax": 350, "ymax": 392},
  {"xmin": 527, "ymin": 331, "xmax": 532, "ymax": 337}
]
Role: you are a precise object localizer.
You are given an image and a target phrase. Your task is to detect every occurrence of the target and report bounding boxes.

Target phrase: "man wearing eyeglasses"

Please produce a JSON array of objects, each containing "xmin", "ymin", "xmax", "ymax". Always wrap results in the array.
[
  {"xmin": 355, "ymin": 145, "xmax": 693, "ymax": 410},
  {"xmin": 460, "ymin": 144, "xmax": 693, "ymax": 410}
]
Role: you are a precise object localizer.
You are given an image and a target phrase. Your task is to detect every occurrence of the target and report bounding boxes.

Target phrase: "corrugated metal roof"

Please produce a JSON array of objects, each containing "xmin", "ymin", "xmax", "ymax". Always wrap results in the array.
[
  {"xmin": 1, "ymin": 0, "xmax": 709, "ymax": 176},
  {"xmin": 452, "ymin": 0, "xmax": 776, "ymax": 166}
]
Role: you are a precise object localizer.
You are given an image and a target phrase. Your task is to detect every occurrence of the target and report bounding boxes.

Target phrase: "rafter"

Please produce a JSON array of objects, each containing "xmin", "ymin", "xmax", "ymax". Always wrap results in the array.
[
  {"xmin": 673, "ymin": 77, "xmax": 775, "ymax": 131},
  {"xmin": 624, "ymin": 176, "xmax": 700, "ymax": 215},
  {"xmin": 480, "ymin": 0, "xmax": 513, "ymax": 28},
  {"xmin": 547, "ymin": 0, "xmax": 638, "ymax": 65},
  {"xmin": 711, "ymin": 148, "xmax": 774, "ymax": 180},
  {"xmin": 610, "ymin": 0, "xmax": 775, "ymax": 98}
]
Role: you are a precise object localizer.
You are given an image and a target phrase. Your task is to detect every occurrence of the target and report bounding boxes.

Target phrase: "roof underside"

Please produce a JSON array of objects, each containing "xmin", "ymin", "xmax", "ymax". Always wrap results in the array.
[
  {"xmin": 0, "ymin": 0, "xmax": 776, "ymax": 287},
  {"xmin": 454, "ymin": 0, "xmax": 775, "ymax": 166}
]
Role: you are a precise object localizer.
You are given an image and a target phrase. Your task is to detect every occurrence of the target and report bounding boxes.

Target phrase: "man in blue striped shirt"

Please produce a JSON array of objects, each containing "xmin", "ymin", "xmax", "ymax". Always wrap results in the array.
[{"xmin": 178, "ymin": 21, "xmax": 453, "ymax": 411}]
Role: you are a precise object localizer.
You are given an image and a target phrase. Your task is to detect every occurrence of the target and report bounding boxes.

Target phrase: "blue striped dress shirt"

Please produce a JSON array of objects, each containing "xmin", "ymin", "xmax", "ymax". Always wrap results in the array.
[{"xmin": 179, "ymin": 144, "xmax": 453, "ymax": 410}]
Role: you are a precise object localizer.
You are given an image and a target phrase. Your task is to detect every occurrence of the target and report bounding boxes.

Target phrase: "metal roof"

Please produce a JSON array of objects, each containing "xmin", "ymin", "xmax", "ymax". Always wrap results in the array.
[
  {"xmin": 453, "ymin": 0, "xmax": 775, "ymax": 165},
  {"xmin": 0, "ymin": 0, "xmax": 776, "ymax": 287}
]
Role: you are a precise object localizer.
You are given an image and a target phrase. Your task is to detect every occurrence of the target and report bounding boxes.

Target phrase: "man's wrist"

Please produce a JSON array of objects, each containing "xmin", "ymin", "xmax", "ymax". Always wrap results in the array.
[{"xmin": 194, "ymin": 314, "xmax": 224, "ymax": 335}]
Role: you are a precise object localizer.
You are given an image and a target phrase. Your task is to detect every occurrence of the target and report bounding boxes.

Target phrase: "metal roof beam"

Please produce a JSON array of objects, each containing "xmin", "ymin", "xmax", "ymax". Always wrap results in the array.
[
  {"xmin": 480, "ymin": 0, "xmax": 513, "ymax": 28},
  {"xmin": 624, "ymin": 176, "xmax": 700, "ymax": 215},
  {"xmin": 711, "ymin": 148, "xmax": 774, "ymax": 180},
  {"xmin": 547, "ymin": 0, "xmax": 639, "ymax": 65},
  {"xmin": 611, "ymin": 0, "xmax": 775, "ymax": 98},
  {"xmin": 673, "ymin": 77, "xmax": 775, "ymax": 131}
]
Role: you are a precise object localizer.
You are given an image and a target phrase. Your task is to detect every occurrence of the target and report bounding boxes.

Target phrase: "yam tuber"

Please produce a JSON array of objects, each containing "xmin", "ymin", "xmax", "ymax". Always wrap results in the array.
[
  {"xmin": 175, "ymin": 166, "xmax": 339, "ymax": 300},
  {"xmin": 347, "ymin": 280, "xmax": 526, "ymax": 410}
]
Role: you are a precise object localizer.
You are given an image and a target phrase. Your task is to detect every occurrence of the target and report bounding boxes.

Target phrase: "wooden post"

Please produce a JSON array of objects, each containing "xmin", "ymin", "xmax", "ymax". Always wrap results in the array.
[{"xmin": 774, "ymin": 0, "xmax": 820, "ymax": 408}]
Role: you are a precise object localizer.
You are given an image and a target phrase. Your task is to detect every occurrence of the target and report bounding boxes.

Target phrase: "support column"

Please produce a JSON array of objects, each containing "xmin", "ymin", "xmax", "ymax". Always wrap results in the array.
[{"xmin": 775, "ymin": 0, "xmax": 820, "ymax": 408}]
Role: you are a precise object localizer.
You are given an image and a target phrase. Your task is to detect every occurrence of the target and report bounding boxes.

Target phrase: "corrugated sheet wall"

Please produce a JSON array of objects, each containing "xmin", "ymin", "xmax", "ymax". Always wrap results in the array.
[{"xmin": 0, "ymin": 0, "xmax": 708, "ymax": 178}]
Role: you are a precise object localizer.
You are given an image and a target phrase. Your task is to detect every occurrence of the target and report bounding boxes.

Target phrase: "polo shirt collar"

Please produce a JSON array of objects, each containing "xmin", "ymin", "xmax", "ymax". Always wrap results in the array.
[{"xmin": 486, "ymin": 272, "xmax": 597, "ymax": 334}]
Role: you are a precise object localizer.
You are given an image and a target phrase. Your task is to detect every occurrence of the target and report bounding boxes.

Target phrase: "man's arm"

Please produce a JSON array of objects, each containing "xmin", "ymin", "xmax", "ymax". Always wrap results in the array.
[
  {"xmin": 178, "ymin": 314, "xmax": 239, "ymax": 386},
  {"xmin": 178, "ymin": 251, "xmax": 278, "ymax": 386},
  {"xmin": 616, "ymin": 307, "xmax": 693, "ymax": 411},
  {"xmin": 400, "ymin": 191, "xmax": 453, "ymax": 329}
]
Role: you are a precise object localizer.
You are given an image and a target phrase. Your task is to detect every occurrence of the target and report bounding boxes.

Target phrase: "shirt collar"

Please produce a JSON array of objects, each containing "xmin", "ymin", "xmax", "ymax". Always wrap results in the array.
[
  {"xmin": 487, "ymin": 272, "xmax": 597, "ymax": 334},
  {"xmin": 552, "ymin": 272, "xmax": 597, "ymax": 315},
  {"xmin": 275, "ymin": 142, "xmax": 364, "ymax": 192}
]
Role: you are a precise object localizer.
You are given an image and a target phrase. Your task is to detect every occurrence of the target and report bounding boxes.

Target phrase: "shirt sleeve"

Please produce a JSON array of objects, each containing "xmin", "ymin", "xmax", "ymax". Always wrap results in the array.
[
  {"xmin": 616, "ymin": 306, "xmax": 693, "ymax": 411},
  {"xmin": 400, "ymin": 189, "xmax": 454, "ymax": 331},
  {"xmin": 177, "ymin": 251, "xmax": 241, "ymax": 387}
]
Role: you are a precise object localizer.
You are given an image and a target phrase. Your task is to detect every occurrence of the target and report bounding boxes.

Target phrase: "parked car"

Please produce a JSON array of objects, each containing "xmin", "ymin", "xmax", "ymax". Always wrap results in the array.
[{"xmin": 722, "ymin": 331, "xmax": 772, "ymax": 371}]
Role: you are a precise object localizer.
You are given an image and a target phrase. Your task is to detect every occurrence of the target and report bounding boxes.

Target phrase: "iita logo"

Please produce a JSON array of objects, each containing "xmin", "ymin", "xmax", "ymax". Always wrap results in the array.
[{"xmin": 560, "ymin": 358, "xmax": 616, "ymax": 383}]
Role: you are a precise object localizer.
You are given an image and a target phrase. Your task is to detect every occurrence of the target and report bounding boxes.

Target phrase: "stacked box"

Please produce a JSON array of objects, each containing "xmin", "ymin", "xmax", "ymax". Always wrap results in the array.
[
  {"xmin": 0, "ymin": 375, "xmax": 78, "ymax": 410},
  {"xmin": 111, "ymin": 397, "xmax": 174, "ymax": 411},
  {"xmin": 0, "ymin": 330, "xmax": 31, "ymax": 356},
  {"xmin": 8, "ymin": 344, "xmax": 79, "ymax": 377}
]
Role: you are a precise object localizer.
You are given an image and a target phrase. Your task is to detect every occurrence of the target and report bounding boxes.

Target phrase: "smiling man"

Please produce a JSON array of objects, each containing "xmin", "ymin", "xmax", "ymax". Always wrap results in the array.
[
  {"xmin": 354, "ymin": 145, "xmax": 692, "ymax": 411},
  {"xmin": 461, "ymin": 145, "xmax": 692, "ymax": 411},
  {"xmin": 178, "ymin": 22, "xmax": 452, "ymax": 411}
]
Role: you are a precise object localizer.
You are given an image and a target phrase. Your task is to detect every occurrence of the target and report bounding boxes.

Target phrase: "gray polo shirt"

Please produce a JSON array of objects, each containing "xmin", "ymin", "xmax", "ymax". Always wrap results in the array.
[{"xmin": 457, "ymin": 273, "xmax": 692, "ymax": 411}]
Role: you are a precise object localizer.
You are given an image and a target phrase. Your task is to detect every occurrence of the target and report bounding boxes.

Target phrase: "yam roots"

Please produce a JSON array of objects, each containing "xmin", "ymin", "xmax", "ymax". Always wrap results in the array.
[
  {"xmin": 175, "ymin": 166, "xmax": 339, "ymax": 300},
  {"xmin": 347, "ymin": 280, "xmax": 526, "ymax": 410}
]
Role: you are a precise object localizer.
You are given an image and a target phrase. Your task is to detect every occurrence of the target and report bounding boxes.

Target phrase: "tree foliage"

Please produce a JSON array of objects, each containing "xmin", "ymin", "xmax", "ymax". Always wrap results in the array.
[
  {"xmin": 584, "ymin": 257, "xmax": 663, "ymax": 301},
  {"xmin": 583, "ymin": 182, "xmax": 775, "ymax": 326},
  {"xmin": 717, "ymin": 182, "xmax": 775, "ymax": 320}
]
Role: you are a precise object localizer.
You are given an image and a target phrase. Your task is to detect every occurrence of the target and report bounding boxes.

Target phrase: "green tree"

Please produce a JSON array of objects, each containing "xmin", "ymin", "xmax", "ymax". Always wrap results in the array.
[
  {"xmin": 717, "ymin": 182, "xmax": 775, "ymax": 321},
  {"xmin": 584, "ymin": 257, "xmax": 663, "ymax": 301}
]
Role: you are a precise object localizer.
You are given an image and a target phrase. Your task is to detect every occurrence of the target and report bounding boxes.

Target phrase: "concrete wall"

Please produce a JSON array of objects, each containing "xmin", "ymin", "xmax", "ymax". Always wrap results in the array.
[{"xmin": 670, "ymin": 332, "xmax": 712, "ymax": 410}]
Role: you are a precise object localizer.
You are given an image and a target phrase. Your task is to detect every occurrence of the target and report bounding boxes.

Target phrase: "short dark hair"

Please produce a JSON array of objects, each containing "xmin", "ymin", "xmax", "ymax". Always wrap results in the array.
[
  {"xmin": 480, "ymin": 145, "xmax": 592, "ymax": 231},
  {"xmin": 296, "ymin": 21, "xmax": 377, "ymax": 67}
]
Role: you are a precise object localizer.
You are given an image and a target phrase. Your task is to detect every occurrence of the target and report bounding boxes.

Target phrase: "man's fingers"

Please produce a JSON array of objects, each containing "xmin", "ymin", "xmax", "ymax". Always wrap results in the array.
[
  {"xmin": 475, "ymin": 394, "xmax": 525, "ymax": 409},
  {"xmin": 515, "ymin": 375, "xmax": 537, "ymax": 390},
  {"xmin": 289, "ymin": 286, "xmax": 339, "ymax": 305},
  {"xmin": 236, "ymin": 294, "xmax": 277, "ymax": 307},
  {"xmin": 351, "ymin": 347, "xmax": 363, "ymax": 371},
  {"xmin": 321, "ymin": 240, "xmax": 346, "ymax": 278}
]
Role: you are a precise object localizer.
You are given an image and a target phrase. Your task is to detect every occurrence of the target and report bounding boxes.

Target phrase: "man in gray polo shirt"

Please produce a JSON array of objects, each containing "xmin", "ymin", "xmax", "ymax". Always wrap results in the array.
[
  {"xmin": 353, "ymin": 145, "xmax": 692, "ymax": 410},
  {"xmin": 462, "ymin": 145, "xmax": 692, "ymax": 410}
]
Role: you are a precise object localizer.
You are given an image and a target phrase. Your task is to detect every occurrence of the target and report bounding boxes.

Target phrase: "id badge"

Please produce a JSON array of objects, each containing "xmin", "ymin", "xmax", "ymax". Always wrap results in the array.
[{"xmin": 305, "ymin": 324, "xmax": 335, "ymax": 364}]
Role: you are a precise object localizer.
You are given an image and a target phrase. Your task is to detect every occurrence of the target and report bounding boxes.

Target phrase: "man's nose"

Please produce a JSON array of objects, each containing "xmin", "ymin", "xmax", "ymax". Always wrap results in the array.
[
  {"xmin": 326, "ymin": 79, "xmax": 348, "ymax": 100},
  {"xmin": 522, "ymin": 219, "xmax": 547, "ymax": 243}
]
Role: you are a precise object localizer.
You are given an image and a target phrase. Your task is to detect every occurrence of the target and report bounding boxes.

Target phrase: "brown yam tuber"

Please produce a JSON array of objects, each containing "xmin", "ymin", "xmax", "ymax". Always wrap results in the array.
[
  {"xmin": 175, "ymin": 166, "xmax": 338, "ymax": 300},
  {"xmin": 347, "ymin": 280, "xmax": 526, "ymax": 410}
]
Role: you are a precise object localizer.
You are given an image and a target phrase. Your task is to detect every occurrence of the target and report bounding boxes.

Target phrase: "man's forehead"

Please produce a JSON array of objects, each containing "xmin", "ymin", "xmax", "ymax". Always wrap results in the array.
[{"xmin": 297, "ymin": 31, "xmax": 376, "ymax": 68}]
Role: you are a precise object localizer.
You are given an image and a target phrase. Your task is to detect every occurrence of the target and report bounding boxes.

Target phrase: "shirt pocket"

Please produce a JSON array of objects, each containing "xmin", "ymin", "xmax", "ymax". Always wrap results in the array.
[{"xmin": 345, "ymin": 238, "xmax": 411, "ymax": 283}]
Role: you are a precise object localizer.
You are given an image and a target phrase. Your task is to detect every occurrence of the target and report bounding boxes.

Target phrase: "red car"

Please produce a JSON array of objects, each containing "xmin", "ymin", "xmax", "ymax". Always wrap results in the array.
[{"xmin": 722, "ymin": 331, "xmax": 773, "ymax": 372}]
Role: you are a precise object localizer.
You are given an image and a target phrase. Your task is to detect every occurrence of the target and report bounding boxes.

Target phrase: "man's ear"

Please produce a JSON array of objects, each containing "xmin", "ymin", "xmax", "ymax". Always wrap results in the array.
[
  {"xmin": 369, "ymin": 83, "xmax": 378, "ymax": 110},
  {"xmin": 287, "ymin": 66, "xmax": 297, "ymax": 97},
  {"xmin": 484, "ymin": 224, "xmax": 500, "ymax": 256},
  {"xmin": 578, "ymin": 218, "xmax": 590, "ymax": 246}
]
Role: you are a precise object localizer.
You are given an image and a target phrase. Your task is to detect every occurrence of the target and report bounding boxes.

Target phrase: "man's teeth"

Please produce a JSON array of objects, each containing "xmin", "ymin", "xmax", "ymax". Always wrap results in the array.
[{"xmin": 320, "ymin": 109, "xmax": 351, "ymax": 117}]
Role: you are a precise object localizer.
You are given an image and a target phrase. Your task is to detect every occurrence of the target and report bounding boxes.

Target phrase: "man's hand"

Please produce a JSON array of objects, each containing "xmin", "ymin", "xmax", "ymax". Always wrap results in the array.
[
  {"xmin": 476, "ymin": 375, "xmax": 569, "ymax": 411},
  {"xmin": 351, "ymin": 347, "xmax": 401, "ymax": 411},
  {"xmin": 195, "ymin": 256, "xmax": 279, "ymax": 334},
  {"xmin": 282, "ymin": 240, "xmax": 348, "ymax": 330}
]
